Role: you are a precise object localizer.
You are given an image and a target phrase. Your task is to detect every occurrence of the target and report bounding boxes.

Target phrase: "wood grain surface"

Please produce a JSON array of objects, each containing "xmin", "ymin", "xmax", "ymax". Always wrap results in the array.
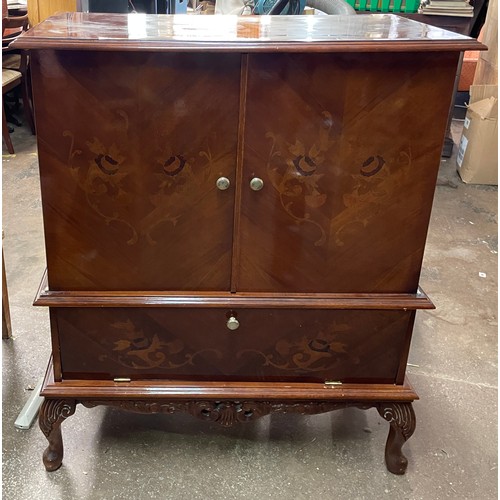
[
  {"xmin": 54, "ymin": 307, "xmax": 413, "ymax": 383},
  {"xmin": 31, "ymin": 49, "xmax": 459, "ymax": 294},
  {"xmin": 32, "ymin": 50, "xmax": 240, "ymax": 291},
  {"xmin": 41, "ymin": 358, "xmax": 419, "ymax": 401},
  {"xmin": 12, "ymin": 13, "xmax": 486, "ymax": 52},
  {"xmin": 237, "ymin": 51, "xmax": 459, "ymax": 293}
]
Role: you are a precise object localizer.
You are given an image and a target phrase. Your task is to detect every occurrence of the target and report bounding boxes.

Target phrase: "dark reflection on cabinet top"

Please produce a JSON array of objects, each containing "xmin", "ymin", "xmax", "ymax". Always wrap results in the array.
[{"xmin": 13, "ymin": 13, "xmax": 485, "ymax": 52}]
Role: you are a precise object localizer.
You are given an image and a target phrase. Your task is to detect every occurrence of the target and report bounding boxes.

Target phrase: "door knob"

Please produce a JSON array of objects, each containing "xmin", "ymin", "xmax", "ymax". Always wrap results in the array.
[
  {"xmin": 216, "ymin": 177, "xmax": 230, "ymax": 191},
  {"xmin": 250, "ymin": 177, "xmax": 264, "ymax": 191},
  {"xmin": 226, "ymin": 316, "xmax": 240, "ymax": 331}
]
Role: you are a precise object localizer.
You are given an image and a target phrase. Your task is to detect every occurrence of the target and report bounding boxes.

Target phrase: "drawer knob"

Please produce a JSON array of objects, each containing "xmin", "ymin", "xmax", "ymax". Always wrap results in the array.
[
  {"xmin": 216, "ymin": 177, "xmax": 230, "ymax": 191},
  {"xmin": 226, "ymin": 316, "xmax": 240, "ymax": 331},
  {"xmin": 250, "ymin": 177, "xmax": 264, "ymax": 191}
]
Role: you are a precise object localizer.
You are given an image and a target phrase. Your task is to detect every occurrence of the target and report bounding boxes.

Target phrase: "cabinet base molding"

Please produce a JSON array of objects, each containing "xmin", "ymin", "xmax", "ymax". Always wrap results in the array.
[{"xmin": 39, "ymin": 362, "xmax": 417, "ymax": 475}]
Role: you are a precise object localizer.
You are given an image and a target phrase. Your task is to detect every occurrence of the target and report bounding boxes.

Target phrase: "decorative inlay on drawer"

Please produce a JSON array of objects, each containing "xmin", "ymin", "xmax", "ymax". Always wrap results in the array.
[
  {"xmin": 237, "ymin": 321, "xmax": 359, "ymax": 373},
  {"xmin": 55, "ymin": 307, "xmax": 413, "ymax": 383},
  {"xmin": 109, "ymin": 319, "xmax": 222, "ymax": 370}
]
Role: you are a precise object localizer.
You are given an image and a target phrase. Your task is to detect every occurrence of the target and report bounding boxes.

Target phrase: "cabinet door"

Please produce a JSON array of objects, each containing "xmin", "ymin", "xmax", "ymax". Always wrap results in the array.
[
  {"xmin": 237, "ymin": 52, "xmax": 458, "ymax": 293},
  {"xmin": 32, "ymin": 51, "xmax": 240, "ymax": 291}
]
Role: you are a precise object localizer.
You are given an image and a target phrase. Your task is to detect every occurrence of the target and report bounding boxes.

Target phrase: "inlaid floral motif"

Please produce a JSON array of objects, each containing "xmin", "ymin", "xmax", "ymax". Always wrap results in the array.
[
  {"xmin": 360, "ymin": 155, "xmax": 386, "ymax": 177},
  {"xmin": 162, "ymin": 155, "xmax": 186, "ymax": 177},
  {"xmin": 63, "ymin": 120, "xmax": 218, "ymax": 246},
  {"xmin": 63, "ymin": 125, "xmax": 139, "ymax": 245},
  {"xmin": 238, "ymin": 321, "xmax": 359, "ymax": 372},
  {"xmin": 265, "ymin": 111, "xmax": 336, "ymax": 247},
  {"xmin": 330, "ymin": 147, "xmax": 412, "ymax": 247},
  {"xmin": 98, "ymin": 319, "xmax": 222, "ymax": 370},
  {"xmin": 143, "ymin": 140, "xmax": 217, "ymax": 245}
]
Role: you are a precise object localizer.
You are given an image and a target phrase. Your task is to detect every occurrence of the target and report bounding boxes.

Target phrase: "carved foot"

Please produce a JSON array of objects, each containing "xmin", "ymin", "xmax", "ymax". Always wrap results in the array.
[
  {"xmin": 377, "ymin": 403, "xmax": 416, "ymax": 475},
  {"xmin": 39, "ymin": 399, "xmax": 76, "ymax": 471}
]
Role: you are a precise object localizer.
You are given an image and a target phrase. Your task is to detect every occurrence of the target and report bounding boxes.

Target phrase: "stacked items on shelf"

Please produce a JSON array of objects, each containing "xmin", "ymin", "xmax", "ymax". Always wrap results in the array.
[
  {"xmin": 418, "ymin": 0, "xmax": 473, "ymax": 16},
  {"xmin": 345, "ymin": 0, "xmax": 419, "ymax": 12}
]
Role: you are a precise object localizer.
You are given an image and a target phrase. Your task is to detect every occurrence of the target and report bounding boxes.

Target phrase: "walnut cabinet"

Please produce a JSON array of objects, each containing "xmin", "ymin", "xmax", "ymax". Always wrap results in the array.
[{"xmin": 13, "ymin": 13, "xmax": 484, "ymax": 474}]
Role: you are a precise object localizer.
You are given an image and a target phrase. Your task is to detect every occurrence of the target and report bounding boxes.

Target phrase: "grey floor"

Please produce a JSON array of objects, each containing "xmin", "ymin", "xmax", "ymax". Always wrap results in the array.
[{"xmin": 2, "ymin": 119, "xmax": 498, "ymax": 500}]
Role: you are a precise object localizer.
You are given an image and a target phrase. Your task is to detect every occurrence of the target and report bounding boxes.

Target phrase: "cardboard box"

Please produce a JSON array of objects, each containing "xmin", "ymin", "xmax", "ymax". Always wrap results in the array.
[
  {"xmin": 459, "ymin": 50, "xmax": 480, "ymax": 91},
  {"xmin": 474, "ymin": 0, "xmax": 497, "ymax": 86},
  {"xmin": 457, "ymin": 89, "xmax": 498, "ymax": 185}
]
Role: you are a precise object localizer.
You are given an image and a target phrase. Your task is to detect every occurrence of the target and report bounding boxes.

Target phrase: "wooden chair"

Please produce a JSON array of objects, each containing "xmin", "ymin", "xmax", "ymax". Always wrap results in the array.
[{"xmin": 2, "ymin": 14, "xmax": 35, "ymax": 154}]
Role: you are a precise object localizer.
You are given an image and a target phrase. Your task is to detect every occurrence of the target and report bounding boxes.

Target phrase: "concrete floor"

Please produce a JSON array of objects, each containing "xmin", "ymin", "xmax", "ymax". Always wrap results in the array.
[{"xmin": 2, "ymin": 119, "xmax": 497, "ymax": 499}]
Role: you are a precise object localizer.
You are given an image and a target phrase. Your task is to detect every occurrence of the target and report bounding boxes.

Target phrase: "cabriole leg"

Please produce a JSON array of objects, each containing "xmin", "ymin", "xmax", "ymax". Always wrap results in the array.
[
  {"xmin": 38, "ymin": 398, "xmax": 76, "ymax": 471},
  {"xmin": 377, "ymin": 402, "xmax": 416, "ymax": 475}
]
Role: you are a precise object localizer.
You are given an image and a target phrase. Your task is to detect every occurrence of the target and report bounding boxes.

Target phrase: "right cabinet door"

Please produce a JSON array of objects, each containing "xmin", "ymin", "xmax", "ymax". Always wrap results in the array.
[{"xmin": 237, "ymin": 52, "xmax": 459, "ymax": 293}]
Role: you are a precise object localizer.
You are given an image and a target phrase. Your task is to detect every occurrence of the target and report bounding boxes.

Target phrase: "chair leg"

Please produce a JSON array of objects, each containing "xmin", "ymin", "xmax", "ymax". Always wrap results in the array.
[
  {"xmin": 2, "ymin": 102, "xmax": 15, "ymax": 154},
  {"xmin": 21, "ymin": 78, "xmax": 35, "ymax": 135},
  {"xmin": 2, "ymin": 251, "xmax": 12, "ymax": 339}
]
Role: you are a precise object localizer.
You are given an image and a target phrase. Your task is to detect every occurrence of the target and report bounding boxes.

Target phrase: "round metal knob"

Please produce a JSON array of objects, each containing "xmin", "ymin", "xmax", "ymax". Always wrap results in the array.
[
  {"xmin": 250, "ymin": 177, "xmax": 264, "ymax": 191},
  {"xmin": 216, "ymin": 177, "xmax": 230, "ymax": 191},
  {"xmin": 226, "ymin": 316, "xmax": 240, "ymax": 331}
]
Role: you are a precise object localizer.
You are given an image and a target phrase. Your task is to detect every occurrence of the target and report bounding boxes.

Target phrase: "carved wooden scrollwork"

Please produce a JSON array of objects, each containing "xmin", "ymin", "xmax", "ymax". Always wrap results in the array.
[
  {"xmin": 40, "ymin": 398, "xmax": 416, "ymax": 475},
  {"xmin": 38, "ymin": 399, "xmax": 77, "ymax": 472},
  {"xmin": 82, "ymin": 400, "xmax": 369, "ymax": 426},
  {"xmin": 272, "ymin": 401, "xmax": 351, "ymax": 415},
  {"xmin": 377, "ymin": 402, "xmax": 416, "ymax": 440},
  {"xmin": 82, "ymin": 400, "xmax": 181, "ymax": 414},
  {"xmin": 82, "ymin": 400, "xmax": 272, "ymax": 427},
  {"xmin": 376, "ymin": 402, "xmax": 416, "ymax": 475},
  {"xmin": 39, "ymin": 399, "xmax": 76, "ymax": 438},
  {"xmin": 82, "ymin": 399, "xmax": 360, "ymax": 426},
  {"xmin": 189, "ymin": 401, "xmax": 272, "ymax": 426}
]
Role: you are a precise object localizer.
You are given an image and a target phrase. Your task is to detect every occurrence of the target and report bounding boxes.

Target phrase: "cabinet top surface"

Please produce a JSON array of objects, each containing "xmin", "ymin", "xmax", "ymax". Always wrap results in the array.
[{"xmin": 14, "ymin": 13, "xmax": 484, "ymax": 52}]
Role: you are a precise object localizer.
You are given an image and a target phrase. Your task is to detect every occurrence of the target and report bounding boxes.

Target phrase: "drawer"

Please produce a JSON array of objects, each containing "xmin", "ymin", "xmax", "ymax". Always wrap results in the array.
[{"xmin": 54, "ymin": 307, "xmax": 414, "ymax": 384}]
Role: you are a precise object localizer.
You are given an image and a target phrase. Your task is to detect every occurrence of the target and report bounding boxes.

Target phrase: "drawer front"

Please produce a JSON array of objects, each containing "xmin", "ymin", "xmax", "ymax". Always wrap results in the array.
[{"xmin": 55, "ymin": 307, "xmax": 413, "ymax": 384}]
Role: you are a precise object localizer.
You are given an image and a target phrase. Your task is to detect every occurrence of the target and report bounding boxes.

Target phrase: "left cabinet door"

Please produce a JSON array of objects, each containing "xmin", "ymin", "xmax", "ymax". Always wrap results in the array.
[{"xmin": 32, "ymin": 51, "xmax": 241, "ymax": 291}]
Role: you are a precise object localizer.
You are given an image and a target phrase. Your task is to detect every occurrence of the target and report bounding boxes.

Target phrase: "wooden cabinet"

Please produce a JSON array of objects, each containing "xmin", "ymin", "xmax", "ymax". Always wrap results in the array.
[
  {"xmin": 14, "ymin": 13, "xmax": 484, "ymax": 475},
  {"xmin": 27, "ymin": 0, "xmax": 77, "ymax": 26}
]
